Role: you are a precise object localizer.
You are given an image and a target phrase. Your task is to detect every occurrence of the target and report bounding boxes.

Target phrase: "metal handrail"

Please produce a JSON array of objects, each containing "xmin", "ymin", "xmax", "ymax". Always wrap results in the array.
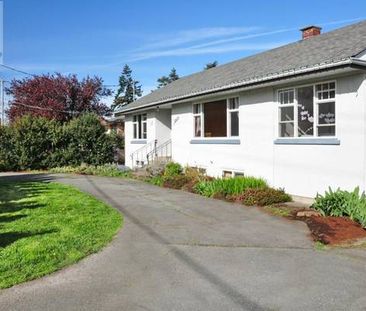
[
  {"xmin": 130, "ymin": 140, "xmax": 157, "ymax": 168},
  {"xmin": 130, "ymin": 140, "xmax": 155, "ymax": 159},
  {"xmin": 146, "ymin": 139, "xmax": 172, "ymax": 165}
]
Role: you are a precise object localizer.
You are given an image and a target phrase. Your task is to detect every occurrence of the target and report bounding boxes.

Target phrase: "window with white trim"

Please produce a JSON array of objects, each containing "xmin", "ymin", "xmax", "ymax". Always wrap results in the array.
[
  {"xmin": 316, "ymin": 82, "xmax": 336, "ymax": 136},
  {"xmin": 133, "ymin": 114, "xmax": 147, "ymax": 139},
  {"xmin": 228, "ymin": 98, "xmax": 239, "ymax": 137},
  {"xmin": 193, "ymin": 104, "xmax": 202, "ymax": 137},
  {"xmin": 193, "ymin": 97, "xmax": 239, "ymax": 138},
  {"xmin": 278, "ymin": 81, "xmax": 336, "ymax": 137}
]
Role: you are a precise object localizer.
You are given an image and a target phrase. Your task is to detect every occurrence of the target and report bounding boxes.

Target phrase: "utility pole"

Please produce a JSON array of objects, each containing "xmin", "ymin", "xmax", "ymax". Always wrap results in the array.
[
  {"xmin": 0, "ymin": 80, "xmax": 4, "ymax": 125},
  {"xmin": 0, "ymin": 0, "xmax": 4, "ymax": 125}
]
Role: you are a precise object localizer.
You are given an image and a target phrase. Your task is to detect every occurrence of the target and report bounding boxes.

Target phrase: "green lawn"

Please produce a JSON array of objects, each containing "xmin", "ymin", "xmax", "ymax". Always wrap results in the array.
[{"xmin": 0, "ymin": 180, "xmax": 122, "ymax": 289}]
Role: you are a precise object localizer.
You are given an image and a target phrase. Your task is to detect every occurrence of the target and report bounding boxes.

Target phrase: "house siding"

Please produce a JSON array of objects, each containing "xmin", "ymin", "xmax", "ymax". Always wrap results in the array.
[
  {"xmin": 170, "ymin": 73, "xmax": 366, "ymax": 197},
  {"xmin": 124, "ymin": 111, "xmax": 155, "ymax": 168},
  {"xmin": 124, "ymin": 73, "xmax": 366, "ymax": 197}
]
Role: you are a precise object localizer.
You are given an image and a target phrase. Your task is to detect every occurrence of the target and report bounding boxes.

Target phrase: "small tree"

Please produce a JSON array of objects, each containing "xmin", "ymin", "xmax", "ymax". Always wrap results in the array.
[
  {"xmin": 65, "ymin": 113, "xmax": 115, "ymax": 166},
  {"xmin": 157, "ymin": 67, "xmax": 180, "ymax": 88},
  {"xmin": 11, "ymin": 116, "xmax": 56, "ymax": 170},
  {"xmin": 113, "ymin": 65, "xmax": 142, "ymax": 110},
  {"xmin": 204, "ymin": 61, "xmax": 218, "ymax": 70},
  {"xmin": 7, "ymin": 74, "xmax": 111, "ymax": 122}
]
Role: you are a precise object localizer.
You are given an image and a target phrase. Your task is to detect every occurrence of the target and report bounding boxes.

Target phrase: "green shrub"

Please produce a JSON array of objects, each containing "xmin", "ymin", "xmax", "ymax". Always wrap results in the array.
[
  {"xmin": 313, "ymin": 187, "xmax": 366, "ymax": 227},
  {"xmin": 164, "ymin": 162, "xmax": 183, "ymax": 177},
  {"xmin": 0, "ymin": 126, "xmax": 16, "ymax": 171},
  {"xmin": 0, "ymin": 113, "xmax": 116, "ymax": 171},
  {"xmin": 194, "ymin": 176, "xmax": 267, "ymax": 198},
  {"xmin": 11, "ymin": 116, "xmax": 56, "ymax": 170},
  {"xmin": 65, "ymin": 113, "xmax": 115, "ymax": 166},
  {"xmin": 148, "ymin": 175, "xmax": 164, "ymax": 186},
  {"xmin": 229, "ymin": 188, "xmax": 292, "ymax": 206},
  {"xmin": 49, "ymin": 164, "xmax": 130, "ymax": 177}
]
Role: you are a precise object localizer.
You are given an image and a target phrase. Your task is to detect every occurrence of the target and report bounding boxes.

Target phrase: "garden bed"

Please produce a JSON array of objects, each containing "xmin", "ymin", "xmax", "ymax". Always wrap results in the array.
[
  {"xmin": 264, "ymin": 204, "xmax": 366, "ymax": 246},
  {"xmin": 299, "ymin": 215, "xmax": 366, "ymax": 245}
]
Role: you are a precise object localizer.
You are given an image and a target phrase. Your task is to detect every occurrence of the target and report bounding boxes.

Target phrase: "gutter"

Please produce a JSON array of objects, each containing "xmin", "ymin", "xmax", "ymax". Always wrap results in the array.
[{"xmin": 116, "ymin": 58, "xmax": 365, "ymax": 115}]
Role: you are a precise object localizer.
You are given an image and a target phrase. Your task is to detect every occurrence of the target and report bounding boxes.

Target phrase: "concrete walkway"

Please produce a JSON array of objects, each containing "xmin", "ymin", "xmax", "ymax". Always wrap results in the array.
[{"xmin": 1, "ymin": 173, "xmax": 366, "ymax": 311}]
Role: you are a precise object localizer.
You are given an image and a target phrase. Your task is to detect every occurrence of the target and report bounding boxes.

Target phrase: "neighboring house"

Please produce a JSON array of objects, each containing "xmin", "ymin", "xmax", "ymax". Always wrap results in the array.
[
  {"xmin": 100, "ymin": 116, "xmax": 125, "ymax": 136},
  {"xmin": 115, "ymin": 21, "xmax": 366, "ymax": 197},
  {"xmin": 100, "ymin": 116, "xmax": 125, "ymax": 163}
]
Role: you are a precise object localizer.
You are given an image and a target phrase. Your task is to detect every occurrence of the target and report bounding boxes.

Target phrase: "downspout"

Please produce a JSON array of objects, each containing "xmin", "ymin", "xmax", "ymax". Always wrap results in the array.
[
  {"xmin": 363, "ymin": 73, "xmax": 366, "ymax": 193},
  {"xmin": 351, "ymin": 59, "xmax": 366, "ymax": 192}
]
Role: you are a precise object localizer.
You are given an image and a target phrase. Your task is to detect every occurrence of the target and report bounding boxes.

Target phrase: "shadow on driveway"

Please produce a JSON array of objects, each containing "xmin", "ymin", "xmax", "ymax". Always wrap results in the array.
[{"xmin": 84, "ymin": 175, "xmax": 268, "ymax": 311}]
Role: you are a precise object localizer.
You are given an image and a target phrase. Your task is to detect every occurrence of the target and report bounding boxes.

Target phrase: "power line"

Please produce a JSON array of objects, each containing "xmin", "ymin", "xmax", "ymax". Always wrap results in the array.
[
  {"xmin": 11, "ymin": 102, "xmax": 80, "ymax": 115},
  {"xmin": 0, "ymin": 64, "xmax": 118, "ymax": 89},
  {"xmin": 0, "ymin": 64, "xmax": 35, "ymax": 77}
]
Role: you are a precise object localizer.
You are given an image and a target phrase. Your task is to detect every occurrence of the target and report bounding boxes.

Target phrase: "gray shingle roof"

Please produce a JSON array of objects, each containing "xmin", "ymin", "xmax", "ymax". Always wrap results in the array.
[{"xmin": 116, "ymin": 20, "xmax": 366, "ymax": 113}]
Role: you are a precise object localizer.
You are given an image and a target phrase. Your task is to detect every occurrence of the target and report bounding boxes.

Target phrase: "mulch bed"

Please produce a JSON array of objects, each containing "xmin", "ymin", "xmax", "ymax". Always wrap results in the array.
[{"xmin": 302, "ymin": 216, "xmax": 366, "ymax": 245}]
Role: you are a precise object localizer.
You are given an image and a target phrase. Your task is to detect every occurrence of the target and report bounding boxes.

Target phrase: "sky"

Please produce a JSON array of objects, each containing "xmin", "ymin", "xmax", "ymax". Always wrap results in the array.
[{"xmin": 2, "ymin": 0, "xmax": 366, "ymax": 106}]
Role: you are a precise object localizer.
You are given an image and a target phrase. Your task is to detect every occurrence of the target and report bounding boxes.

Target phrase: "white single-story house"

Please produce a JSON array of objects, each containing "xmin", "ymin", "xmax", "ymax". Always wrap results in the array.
[{"xmin": 115, "ymin": 21, "xmax": 366, "ymax": 198}]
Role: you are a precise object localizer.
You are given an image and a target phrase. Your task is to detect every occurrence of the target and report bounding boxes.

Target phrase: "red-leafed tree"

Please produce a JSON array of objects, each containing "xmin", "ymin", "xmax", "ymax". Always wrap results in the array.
[{"xmin": 7, "ymin": 73, "xmax": 112, "ymax": 122}]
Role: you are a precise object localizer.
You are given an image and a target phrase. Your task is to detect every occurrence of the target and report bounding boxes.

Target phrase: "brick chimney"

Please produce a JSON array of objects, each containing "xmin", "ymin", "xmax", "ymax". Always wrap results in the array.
[{"xmin": 300, "ymin": 26, "xmax": 322, "ymax": 39}]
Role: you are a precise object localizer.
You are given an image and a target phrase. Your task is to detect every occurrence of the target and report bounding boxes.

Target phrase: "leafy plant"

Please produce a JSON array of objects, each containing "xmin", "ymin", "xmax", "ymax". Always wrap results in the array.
[
  {"xmin": 229, "ymin": 188, "xmax": 292, "ymax": 206},
  {"xmin": 0, "ymin": 126, "xmax": 17, "ymax": 171},
  {"xmin": 65, "ymin": 113, "xmax": 115, "ymax": 166},
  {"xmin": 148, "ymin": 175, "xmax": 164, "ymax": 186},
  {"xmin": 313, "ymin": 187, "xmax": 366, "ymax": 227},
  {"xmin": 49, "ymin": 164, "xmax": 130, "ymax": 178},
  {"xmin": 0, "ymin": 113, "xmax": 117, "ymax": 172},
  {"xmin": 164, "ymin": 162, "xmax": 183, "ymax": 177},
  {"xmin": 194, "ymin": 176, "xmax": 267, "ymax": 198},
  {"xmin": 11, "ymin": 116, "xmax": 56, "ymax": 170}
]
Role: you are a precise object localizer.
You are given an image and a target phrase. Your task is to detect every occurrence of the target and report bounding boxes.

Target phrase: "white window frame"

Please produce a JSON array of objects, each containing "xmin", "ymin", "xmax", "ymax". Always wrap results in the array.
[
  {"xmin": 227, "ymin": 97, "xmax": 239, "ymax": 137},
  {"xmin": 193, "ymin": 96, "xmax": 240, "ymax": 138},
  {"xmin": 315, "ymin": 82, "xmax": 336, "ymax": 137},
  {"xmin": 277, "ymin": 80, "xmax": 336, "ymax": 138},
  {"xmin": 132, "ymin": 113, "xmax": 147, "ymax": 139},
  {"xmin": 193, "ymin": 103, "xmax": 203, "ymax": 137}
]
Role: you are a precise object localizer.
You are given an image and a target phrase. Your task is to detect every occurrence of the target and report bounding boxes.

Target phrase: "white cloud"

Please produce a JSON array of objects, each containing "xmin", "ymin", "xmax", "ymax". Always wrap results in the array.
[
  {"xmin": 129, "ymin": 42, "xmax": 287, "ymax": 62},
  {"xmin": 139, "ymin": 26, "xmax": 259, "ymax": 50}
]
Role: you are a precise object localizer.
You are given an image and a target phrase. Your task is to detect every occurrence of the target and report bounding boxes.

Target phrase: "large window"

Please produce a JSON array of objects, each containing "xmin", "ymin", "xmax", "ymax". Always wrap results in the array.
[
  {"xmin": 193, "ymin": 97, "xmax": 239, "ymax": 138},
  {"xmin": 133, "ymin": 114, "xmax": 147, "ymax": 139},
  {"xmin": 278, "ymin": 81, "xmax": 336, "ymax": 138}
]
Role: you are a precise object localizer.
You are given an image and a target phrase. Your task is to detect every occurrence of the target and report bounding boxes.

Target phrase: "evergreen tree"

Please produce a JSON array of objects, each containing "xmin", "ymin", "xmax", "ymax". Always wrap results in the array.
[
  {"xmin": 204, "ymin": 61, "xmax": 218, "ymax": 70},
  {"xmin": 157, "ymin": 67, "xmax": 179, "ymax": 88},
  {"xmin": 168, "ymin": 68, "xmax": 179, "ymax": 81},
  {"xmin": 113, "ymin": 65, "xmax": 142, "ymax": 110}
]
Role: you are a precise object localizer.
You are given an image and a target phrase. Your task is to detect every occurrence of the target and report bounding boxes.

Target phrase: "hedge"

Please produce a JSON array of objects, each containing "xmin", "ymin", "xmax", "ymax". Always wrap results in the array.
[{"xmin": 0, "ymin": 113, "xmax": 116, "ymax": 171}]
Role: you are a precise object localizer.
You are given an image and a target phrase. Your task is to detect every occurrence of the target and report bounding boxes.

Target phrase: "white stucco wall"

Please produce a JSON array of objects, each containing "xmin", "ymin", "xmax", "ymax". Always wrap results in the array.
[
  {"xmin": 273, "ymin": 74, "xmax": 366, "ymax": 196},
  {"xmin": 124, "ymin": 111, "xmax": 155, "ymax": 167},
  {"xmin": 124, "ymin": 109, "xmax": 172, "ymax": 167},
  {"xmin": 170, "ymin": 73, "xmax": 366, "ymax": 197},
  {"xmin": 155, "ymin": 108, "xmax": 172, "ymax": 145},
  {"xmin": 124, "ymin": 73, "xmax": 366, "ymax": 197}
]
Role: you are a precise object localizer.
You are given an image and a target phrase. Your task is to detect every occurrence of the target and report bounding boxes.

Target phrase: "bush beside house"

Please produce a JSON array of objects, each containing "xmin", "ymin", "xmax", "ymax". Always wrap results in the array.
[{"xmin": 0, "ymin": 113, "xmax": 117, "ymax": 171}]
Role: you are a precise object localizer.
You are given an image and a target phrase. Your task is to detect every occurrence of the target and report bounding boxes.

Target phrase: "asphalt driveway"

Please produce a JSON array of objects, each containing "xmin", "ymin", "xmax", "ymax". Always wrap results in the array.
[{"xmin": 1, "ymin": 173, "xmax": 366, "ymax": 311}]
